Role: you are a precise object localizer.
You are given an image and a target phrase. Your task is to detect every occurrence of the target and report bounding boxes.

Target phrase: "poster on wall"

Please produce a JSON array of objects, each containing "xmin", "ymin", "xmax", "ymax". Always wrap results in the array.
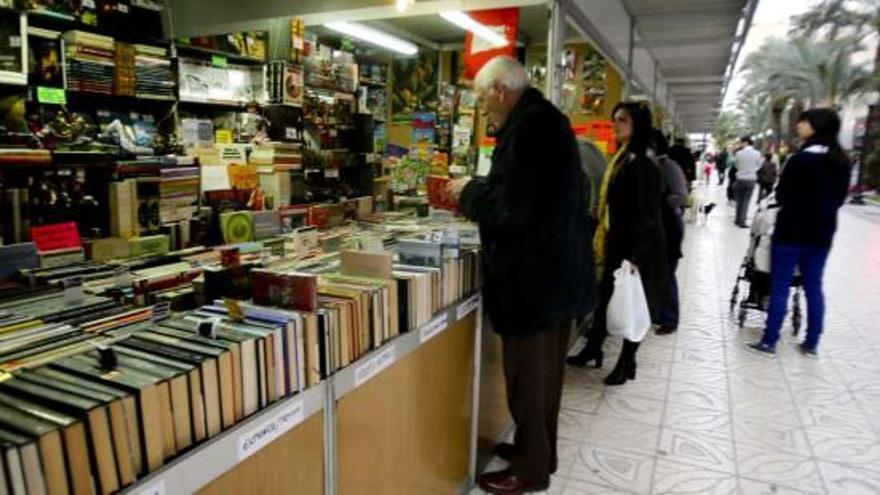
[
  {"xmin": 391, "ymin": 52, "xmax": 438, "ymax": 123},
  {"xmin": 579, "ymin": 50, "xmax": 607, "ymax": 115},
  {"xmin": 462, "ymin": 8, "xmax": 519, "ymax": 80}
]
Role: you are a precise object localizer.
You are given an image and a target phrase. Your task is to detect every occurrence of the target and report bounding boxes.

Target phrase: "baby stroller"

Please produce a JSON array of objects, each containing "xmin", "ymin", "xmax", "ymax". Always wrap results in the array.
[{"xmin": 729, "ymin": 193, "xmax": 803, "ymax": 332}]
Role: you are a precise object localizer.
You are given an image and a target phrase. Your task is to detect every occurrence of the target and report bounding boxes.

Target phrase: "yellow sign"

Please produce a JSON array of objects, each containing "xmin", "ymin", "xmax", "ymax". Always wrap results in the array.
[
  {"xmin": 228, "ymin": 164, "xmax": 259, "ymax": 190},
  {"xmin": 215, "ymin": 129, "xmax": 233, "ymax": 144}
]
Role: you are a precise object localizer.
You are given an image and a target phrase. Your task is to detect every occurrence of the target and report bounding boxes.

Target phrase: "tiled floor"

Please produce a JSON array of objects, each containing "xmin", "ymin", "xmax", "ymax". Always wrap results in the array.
[{"xmin": 472, "ymin": 182, "xmax": 880, "ymax": 494}]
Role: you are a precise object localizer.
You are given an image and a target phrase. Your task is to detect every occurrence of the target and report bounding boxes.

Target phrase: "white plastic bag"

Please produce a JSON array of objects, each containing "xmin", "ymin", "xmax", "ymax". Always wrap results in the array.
[{"xmin": 606, "ymin": 260, "xmax": 652, "ymax": 342}]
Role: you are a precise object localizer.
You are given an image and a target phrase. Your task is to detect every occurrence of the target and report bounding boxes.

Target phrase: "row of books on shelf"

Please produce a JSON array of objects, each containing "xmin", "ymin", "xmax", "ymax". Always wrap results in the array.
[{"xmin": 0, "ymin": 216, "xmax": 481, "ymax": 494}]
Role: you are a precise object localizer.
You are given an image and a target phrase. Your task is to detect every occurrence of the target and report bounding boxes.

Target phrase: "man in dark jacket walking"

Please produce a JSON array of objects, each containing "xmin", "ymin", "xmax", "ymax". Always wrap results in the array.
[{"xmin": 448, "ymin": 56, "xmax": 596, "ymax": 495}]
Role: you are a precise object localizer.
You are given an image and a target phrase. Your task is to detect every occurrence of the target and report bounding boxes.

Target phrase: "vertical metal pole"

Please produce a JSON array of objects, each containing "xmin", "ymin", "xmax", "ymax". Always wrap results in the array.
[
  {"xmin": 546, "ymin": 0, "xmax": 565, "ymax": 106},
  {"xmin": 624, "ymin": 15, "xmax": 635, "ymax": 99},
  {"xmin": 652, "ymin": 64, "xmax": 658, "ymax": 104},
  {"xmin": 324, "ymin": 381, "xmax": 336, "ymax": 495},
  {"xmin": 467, "ymin": 297, "xmax": 484, "ymax": 487}
]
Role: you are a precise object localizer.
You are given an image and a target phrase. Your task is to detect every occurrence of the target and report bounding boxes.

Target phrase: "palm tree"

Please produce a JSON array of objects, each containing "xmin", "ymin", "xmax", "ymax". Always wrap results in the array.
[
  {"xmin": 791, "ymin": 0, "xmax": 880, "ymax": 193},
  {"xmin": 712, "ymin": 111, "xmax": 743, "ymax": 149},
  {"xmin": 790, "ymin": 0, "xmax": 877, "ymax": 42},
  {"xmin": 736, "ymin": 93, "xmax": 771, "ymax": 138}
]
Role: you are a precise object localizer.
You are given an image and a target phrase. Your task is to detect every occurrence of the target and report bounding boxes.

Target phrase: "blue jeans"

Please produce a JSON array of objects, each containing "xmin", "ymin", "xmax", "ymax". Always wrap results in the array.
[
  {"xmin": 734, "ymin": 180, "xmax": 756, "ymax": 226},
  {"xmin": 762, "ymin": 243, "xmax": 831, "ymax": 349},
  {"xmin": 660, "ymin": 257, "xmax": 680, "ymax": 327}
]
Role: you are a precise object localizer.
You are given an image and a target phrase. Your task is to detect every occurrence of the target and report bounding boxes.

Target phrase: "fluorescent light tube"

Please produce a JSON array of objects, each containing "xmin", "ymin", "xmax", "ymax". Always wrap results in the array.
[
  {"xmin": 440, "ymin": 11, "xmax": 509, "ymax": 48},
  {"xmin": 324, "ymin": 22, "xmax": 418, "ymax": 55}
]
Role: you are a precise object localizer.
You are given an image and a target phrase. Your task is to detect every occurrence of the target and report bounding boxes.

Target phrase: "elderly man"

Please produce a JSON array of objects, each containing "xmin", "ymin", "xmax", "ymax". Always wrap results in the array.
[{"xmin": 448, "ymin": 56, "xmax": 595, "ymax": 494}]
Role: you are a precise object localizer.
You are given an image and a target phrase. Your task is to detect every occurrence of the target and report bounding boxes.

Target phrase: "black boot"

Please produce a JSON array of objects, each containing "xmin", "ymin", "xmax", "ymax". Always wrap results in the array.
[
  {"xmin": 604, "ymin": 340, "xmax": 640, "ymax": 386},
  {"xmin": 567, "ymin": 345, "xmax": 604, "ymax": 368}
]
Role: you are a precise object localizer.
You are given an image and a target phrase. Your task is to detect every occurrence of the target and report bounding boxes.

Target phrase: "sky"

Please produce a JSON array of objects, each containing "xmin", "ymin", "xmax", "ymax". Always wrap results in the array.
[{"xmin": 721, "ymin": 0, "xmax": 812, "ymax": 111}]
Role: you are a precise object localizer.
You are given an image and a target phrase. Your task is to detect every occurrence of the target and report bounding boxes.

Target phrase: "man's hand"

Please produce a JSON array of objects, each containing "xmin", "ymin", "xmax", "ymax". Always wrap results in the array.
[{"xmin": 446, "ymin": 177, "xmax": 472, "ymax": 202}]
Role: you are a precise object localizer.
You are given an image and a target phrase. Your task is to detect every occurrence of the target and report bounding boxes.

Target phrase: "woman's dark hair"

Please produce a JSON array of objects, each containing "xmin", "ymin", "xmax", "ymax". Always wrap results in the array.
[
  {"xmin": 798, "ymin": 108, "xmax": 848, "ymax": 168},
  {"xmin": 651, "ymin": 128, "xmax": 669, "ymax": 155},
  {"xmin": 612, "ymin": 101, "xmax": 653, "ymax": 155},
  {"xmin": 763, "ymin": 152, "xmax": 773, "ymax": 161}
]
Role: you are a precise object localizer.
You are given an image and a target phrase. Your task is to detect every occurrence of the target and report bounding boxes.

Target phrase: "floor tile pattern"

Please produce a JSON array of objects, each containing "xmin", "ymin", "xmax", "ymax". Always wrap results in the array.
[{"xmin": 472, "ymin": 183, "xmax": 880, "ymax": 494}]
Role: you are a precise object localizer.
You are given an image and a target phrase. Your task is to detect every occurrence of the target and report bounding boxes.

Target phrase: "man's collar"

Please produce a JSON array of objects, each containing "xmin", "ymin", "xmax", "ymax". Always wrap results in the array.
[{"xmin": 496, "ymin": 87, "xmax": 542, "ymax": 138}]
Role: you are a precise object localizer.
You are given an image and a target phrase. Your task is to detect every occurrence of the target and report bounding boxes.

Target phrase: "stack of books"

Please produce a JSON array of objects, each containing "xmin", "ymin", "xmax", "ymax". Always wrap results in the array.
[
  {"xmin": 63, "ymin": 31, "xmax": 116, "ymax": 95},
  {"xmin": 134, "ymin": 44, "xmax": 175, "ymax": 100},
  {"xmin": 159, "ymin": 157, "xmax": 200, "ymax": 224},
  {"xmin": 250, "ymin": 142, "xmax": 303, "ymax": 172}
]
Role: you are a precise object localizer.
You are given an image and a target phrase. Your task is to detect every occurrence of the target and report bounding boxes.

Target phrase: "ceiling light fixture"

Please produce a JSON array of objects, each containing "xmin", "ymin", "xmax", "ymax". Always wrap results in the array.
[
  {"xmin": 440, "ymin": 11, "xmax": 508, "ymax": 48},
  {"xmin": 324, "ymin": 21, "xmax": 418, "ymax": 55}
]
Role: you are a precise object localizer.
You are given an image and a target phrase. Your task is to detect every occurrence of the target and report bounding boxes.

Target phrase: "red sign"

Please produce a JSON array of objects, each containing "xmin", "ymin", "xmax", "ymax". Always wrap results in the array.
[
  {"xmin": 30, "ymin": 222, "xmax": 82, "ymax": 252},
  {"xmin": 463, "ymin": 8, "xmax": 520, "ymax": 80}
]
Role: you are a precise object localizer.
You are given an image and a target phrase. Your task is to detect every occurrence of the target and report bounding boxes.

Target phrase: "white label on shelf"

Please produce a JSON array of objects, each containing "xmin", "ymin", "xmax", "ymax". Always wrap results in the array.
[
  {"xmin": 419, "ymin": 312, "xmax": 448, "ymax": 345},
  {"xmin": 9, "ymin": 36, "xmax": 21, "ymax": 48},
  {"xmin": 354, "ymin": 346, "xmax": 396, "ymax": 388},
  {"xmin": 325, "ymin": 168, "xmax": 340, "ymax": 179},
  {"xmin": 82, "ymin": 0, "xmax": 96, "ymax": 8},
  {"xmin": 285, "ymin": 127, "xmax": 298, "ymax": 140},
  {"xmin": 130, "ymin": 479, "xmax": 165, "ymax": 495},
  {"xmin": 118, "ymin": 3, "xmax": 130, "ymax": 13},
  {"xmin": 238, "ymin": 399, "xmax": 305, "ymax": 461},
  {"xmin": 456, "ymin": 294, "xmax": 480, "ymax": 320}
]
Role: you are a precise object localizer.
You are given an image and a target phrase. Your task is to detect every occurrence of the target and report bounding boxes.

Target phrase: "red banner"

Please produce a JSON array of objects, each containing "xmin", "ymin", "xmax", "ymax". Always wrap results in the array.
[{"xmin": 463, "ymin": 8, "xmax": 519, "ymax": 80}]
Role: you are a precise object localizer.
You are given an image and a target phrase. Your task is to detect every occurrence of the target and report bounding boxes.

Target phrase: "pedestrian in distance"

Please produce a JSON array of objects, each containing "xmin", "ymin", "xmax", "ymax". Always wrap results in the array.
[
  {"xmin": 732, "ymin": 136, "xmax": 762, "ymax": 227},
  {"xmin": 757, "ymin": 152, "xmax": 778, "ymax": 200}
]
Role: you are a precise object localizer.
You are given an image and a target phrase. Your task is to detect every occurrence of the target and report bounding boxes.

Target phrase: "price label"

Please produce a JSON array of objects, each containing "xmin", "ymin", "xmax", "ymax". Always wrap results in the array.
[
  {"xmin": 118, "ymin": 3, "xmax": 130, "ymax": 13},
  {"xmin": 9, "ymin": 36, "xmax": 21, "ymax": 48},
  {"xmin": 456, "ymin": 294, "xmax": 480, "ymax": 320},
  {"xmin": 212, "ymin": 55, "xmax": 228, "ymax": 68},
  {"xmin": 325, "ymin": 168, "xmax": 340, "ymax": 179},
  {"xmin": 82, "ymin": 0, "xmax": 96, "ymax": 8},
  {"xmin": 129, "ymin": 479, "xmax": 164, "ymax": 495},
  {"xmin": 238, "ymin": 399, "xmax": 304, "ymax": 460},
  {"xmin": 419, "ymin": 312, "xmax": 448, "ymax": 344},
  {"xmin": 285, "ymin": 127, "xmax": 298, "ymax": 140},
  {"xmin": 354, "ymin": 346, "xmax": 396, "ymax": 388}
]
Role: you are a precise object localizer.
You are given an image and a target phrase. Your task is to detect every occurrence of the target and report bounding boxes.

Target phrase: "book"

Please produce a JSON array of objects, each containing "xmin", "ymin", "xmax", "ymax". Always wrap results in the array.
[
  {"xmin": 250, "ymin": 269, "xmax": 318, "ymax": 312},
  {"xmin": 426, "ymin": 175, "xmax": 458, "ymax": 211},
  {"xmin": 220, "ymin": 211, "xmax": 255, "ymax": 244},
  {"xmin": 0, "ymin": 402, "xmax": 67, "ymax": 495}
]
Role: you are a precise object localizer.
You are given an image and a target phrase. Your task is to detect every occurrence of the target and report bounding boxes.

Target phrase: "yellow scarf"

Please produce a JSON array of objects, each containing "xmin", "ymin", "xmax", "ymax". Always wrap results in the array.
[{"xmin": 593, "ymin": 146, "xmax": 626, "ymax": 279}]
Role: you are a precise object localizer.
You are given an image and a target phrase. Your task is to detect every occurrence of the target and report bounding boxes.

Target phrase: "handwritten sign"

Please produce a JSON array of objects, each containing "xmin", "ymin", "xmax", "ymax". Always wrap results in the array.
[
  {"xmin": 354, "ymin": 346, "xmax": 396, "ymax": 388},
  {"xmin": 238, "ymin": 399, "xmax": 304, "ymax": 460},
  {"xmin": 419, "ymin": 312, "xmax": 448, "ymax": 344},
  {"xmin": 30, "ymin": 222, "xmax": 81, "ymax": 252}
]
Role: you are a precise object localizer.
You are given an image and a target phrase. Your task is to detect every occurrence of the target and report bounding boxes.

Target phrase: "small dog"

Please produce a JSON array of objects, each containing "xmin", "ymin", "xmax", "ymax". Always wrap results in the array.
[
  {"xmin": 698, "ymin": 202, "xmax": 717, "ymax": 224},
  {"xmin": 687, "ymin": 201, "xmax": 717, "ymax": 224}
]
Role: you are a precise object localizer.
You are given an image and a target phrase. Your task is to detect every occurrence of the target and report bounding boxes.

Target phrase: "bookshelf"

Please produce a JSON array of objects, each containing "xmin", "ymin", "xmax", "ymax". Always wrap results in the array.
[{"xmin": 120, "ymin": 294, "xmax": 484, "ymax": 495}]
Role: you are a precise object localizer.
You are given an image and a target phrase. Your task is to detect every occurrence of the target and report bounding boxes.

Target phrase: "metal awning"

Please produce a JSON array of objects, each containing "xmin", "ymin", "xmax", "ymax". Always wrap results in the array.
[
  {"xmin": 166, "ymin": 0, "xmax": 755, "ymax": 134},
  {"xmin": 566, "ymin": 0, "xmax": 757, "ymax": 134}
]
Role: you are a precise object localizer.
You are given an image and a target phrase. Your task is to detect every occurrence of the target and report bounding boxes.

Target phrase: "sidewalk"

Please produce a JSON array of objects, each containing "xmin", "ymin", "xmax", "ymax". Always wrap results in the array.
[{"xmin": 474, "ymin": 181, "xmax": 880, "ymax": 494}]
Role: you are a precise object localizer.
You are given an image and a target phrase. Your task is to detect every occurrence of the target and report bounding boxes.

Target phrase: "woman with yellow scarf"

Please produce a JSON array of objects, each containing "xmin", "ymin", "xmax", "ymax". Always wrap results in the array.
[{"xmin": 567, "ymin": 102, "xmax": 669, "ymax": 385}]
